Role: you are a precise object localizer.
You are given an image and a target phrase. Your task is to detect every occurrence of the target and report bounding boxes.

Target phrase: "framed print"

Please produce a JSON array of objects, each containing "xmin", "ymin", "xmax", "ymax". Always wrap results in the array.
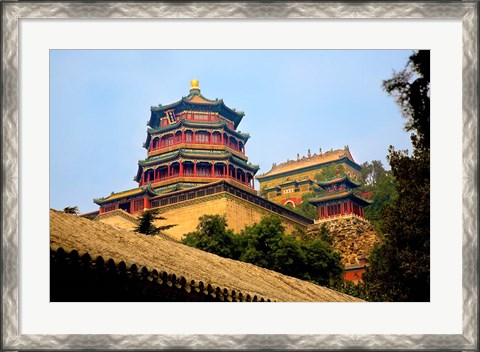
[{"xmin": 2, "ymin": 1, "xmax": 477, "ymax": 350}]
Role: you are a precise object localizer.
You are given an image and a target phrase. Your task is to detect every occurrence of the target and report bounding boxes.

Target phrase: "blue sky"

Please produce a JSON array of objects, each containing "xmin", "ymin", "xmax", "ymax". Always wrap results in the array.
[{"xmin": 50, "ymin": 50, "xmax": 413, "ymax": 213}]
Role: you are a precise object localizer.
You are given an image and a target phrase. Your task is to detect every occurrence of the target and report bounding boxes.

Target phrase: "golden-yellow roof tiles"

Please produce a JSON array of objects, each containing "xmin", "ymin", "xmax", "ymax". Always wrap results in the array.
[
  {"xmin": 103, "ymin": 188, "xmax": 144, "ymax": 201},
  {"xmin": 50, "ymin": 209, "xmax": 362, "ymax": 302},
  {"xmin": 258, "ymin": 148, "xmax": 355, "ymax": 179},
  {"xmin": 188, "ymin": 94, "xmax": 213, "ymax": 104}
]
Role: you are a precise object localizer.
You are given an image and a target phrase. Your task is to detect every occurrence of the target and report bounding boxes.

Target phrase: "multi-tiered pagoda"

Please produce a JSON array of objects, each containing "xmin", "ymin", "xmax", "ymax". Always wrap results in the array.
[
  {"xmin": 93, "ymin": 81, "xmax": 312, "ymax": 239},
  {"xmin": 308, "ymin": 176, "xmax": 371, "ymax": 221},
  {"xmin": 94, "ymin": 80, "xmax": 260, "ymax": 214},
  {"xmin": 137, "ymin": 80, "xmax": 259, "ymax": 190}
]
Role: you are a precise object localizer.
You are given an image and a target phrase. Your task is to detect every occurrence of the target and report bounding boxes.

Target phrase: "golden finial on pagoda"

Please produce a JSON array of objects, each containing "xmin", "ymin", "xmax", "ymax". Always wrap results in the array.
[{"xmin": 190, "ymin": 79, "xmax": 200, "ymax": 92}]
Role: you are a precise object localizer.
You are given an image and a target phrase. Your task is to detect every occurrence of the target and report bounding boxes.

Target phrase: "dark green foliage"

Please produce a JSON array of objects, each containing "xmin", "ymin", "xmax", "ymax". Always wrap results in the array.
[
  {"xmin": 181, "ymin": 214, "xmax": 343, "ymax": 288},
  {"xmin": 239, "ymin": 216, "xmax": 301, "ymax": 275},
  {"xmin": 383, "ymin": 50, "xmax": 430, "ymax": 152},
  {"xmin": 333, "ymin": 280, "xmax": 366, "ymax": 299},
  {"xmin": 239, "ymin": 218, "xmax": 343, "ymax": 286},
  {"xmin": 295, "ymin": 223, "xmax": 333, "ymax": 245},
  {"xmin": 63, "ymin": 206, "xmax": 79, "ymax": 215},
  {"xmin": 182, "ymin": 215, "xmax": 236, "ymax": 259},
  {"xmin": 135, "ymin": 209, "xmax": 175, "ymax": 236},
  {"xmin": 315, "ymin": 164, "xmax": 345, "ymax": 181},
  {"xmin": 361, "ymin": 50, "xmax": 430, "ymax": 302},
  {"xmin": 301, "ymin": 239, "xmax": 343, "ymax": 286},
  {"xmin": 357, "ymin": 160, "xmax": 398, "ymax": 230},
  {"xmin": 291, "ymin": 192, "xmax": 321, "ymax": 220}
]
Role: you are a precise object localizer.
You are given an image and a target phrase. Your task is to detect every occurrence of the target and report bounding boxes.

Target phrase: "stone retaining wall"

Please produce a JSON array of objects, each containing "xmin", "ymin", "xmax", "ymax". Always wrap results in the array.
[{"xmin": 308, "ymin": 216, "xmax": 381, "ymax": 266}]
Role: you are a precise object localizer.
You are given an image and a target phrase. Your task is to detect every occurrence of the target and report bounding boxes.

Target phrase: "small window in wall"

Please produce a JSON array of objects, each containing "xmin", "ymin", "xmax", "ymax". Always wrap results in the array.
[{"xmin": 194, "ymin": 113, "xmax": 209, "ymax": 121}]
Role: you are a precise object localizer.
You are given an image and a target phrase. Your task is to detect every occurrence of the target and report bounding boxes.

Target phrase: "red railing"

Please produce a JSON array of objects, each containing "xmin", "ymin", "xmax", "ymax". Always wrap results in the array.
[
  {"xmin": 140, "ymin": 173, "xmax": 254, "ymax": 188},
  {"xmin": 149, "ymin": 139, "xmax": 243, "ymax": 153}
]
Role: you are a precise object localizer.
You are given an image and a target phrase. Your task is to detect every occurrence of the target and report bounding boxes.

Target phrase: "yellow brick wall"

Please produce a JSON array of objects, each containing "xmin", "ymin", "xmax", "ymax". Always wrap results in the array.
[
  {"xmin": 223, "ymin": 196, "xmax": 302, "ymax": 235},
  {"xmin": 150, "ymin": 195, "xmax": 228, "ymax": 241},
  {"xmin": 97, "ymin": 193, "xmax": 307, "ymax": 241}
]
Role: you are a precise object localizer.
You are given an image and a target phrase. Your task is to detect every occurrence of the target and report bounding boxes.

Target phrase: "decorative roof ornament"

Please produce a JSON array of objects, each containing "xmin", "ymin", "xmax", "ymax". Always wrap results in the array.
[
  {"xmin": 308, "ymin": 149, "xmax": 311, "ymax": 158},
  {"xmin": 190, "ymin": 79, "xmax": 200, "ymax": 93}
]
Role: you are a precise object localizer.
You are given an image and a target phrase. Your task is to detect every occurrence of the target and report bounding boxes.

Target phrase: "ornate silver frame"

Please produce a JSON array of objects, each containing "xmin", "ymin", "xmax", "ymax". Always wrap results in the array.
[{"xmin": 2, "ymin": 2, "xmax": 477, "ymax": 350}]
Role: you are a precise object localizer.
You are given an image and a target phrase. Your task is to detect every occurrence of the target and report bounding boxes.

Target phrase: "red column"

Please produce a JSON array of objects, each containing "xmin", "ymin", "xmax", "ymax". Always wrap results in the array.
[
  {"xmin": 193, "ymin": 162, "xmax": 197, "ymax": 177},
  {"xmin": 193, "ymin": 131, "xmax": 196, "ymax": 143},
  {"xmin": 211, "ymin": 163, "xmax": 215, "ymax": 177},
  {"xmin": 99, "ymin": 207, "xmax": 103, "ymax": 214},
  {"xmin": 182, "ymin": 130, "xmax": 185, "ymax": 143},
  {"xmin": 221, "ymin": 133, "xmax": 224, "ymax": 145},
  {"xmin": 167, "ymin": 164, "xmax": 170, "ymax": 178},
  {"xmin": 179, "ymin": 162, "xmax": 183, "ymax": 177},
  {"xmin": 143, "ymin": 197, "xmax": 149, "ymax": 210},
  {"xmin": 347, "ymin": 201, "xmax": 351, "ymax": 214},
  {"xmin": 210, "ymin": 132, "xmax": 213, "ymax": 144},
  {"xmin": 129, "ymin": 201, "xmax": 133, "ymax": 214},
  {"xmin": 234, "ymin": 168, "xmax": 237, "ymax": 180},
  {"xmin": 341, "ymin": 202, "xmax": 345, "ymax": 215}
]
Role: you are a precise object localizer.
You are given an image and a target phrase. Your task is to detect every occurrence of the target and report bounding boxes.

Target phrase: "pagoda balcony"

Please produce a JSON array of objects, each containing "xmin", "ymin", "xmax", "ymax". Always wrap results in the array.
[
  {"xmin": 149, "ymin": 141, "xmax": 244, "ymax": 155},
  {"xmin": 149, "ymin": 131, "xmax": 245, "ymax": 155},
  {"xmin": 148, "ymin": 142, "xmax": 247, "ymax": 160}
]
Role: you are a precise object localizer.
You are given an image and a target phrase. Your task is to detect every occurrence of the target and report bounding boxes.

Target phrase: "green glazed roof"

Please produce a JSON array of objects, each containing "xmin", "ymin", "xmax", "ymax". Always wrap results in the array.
[
  {"xmin": 148, "ymin": 90, "xmax": 244, "ymax": 130},
  {"xmin": 144, "ymin": 119, "xmax": 250, "ymax": 149},
  {"xmin": 308, "ymin": 191, "xmax": 372, "ymax": 206},
  {"xmin": 317, "ymin": 175, "xmax": 361, "ymax": 189}
]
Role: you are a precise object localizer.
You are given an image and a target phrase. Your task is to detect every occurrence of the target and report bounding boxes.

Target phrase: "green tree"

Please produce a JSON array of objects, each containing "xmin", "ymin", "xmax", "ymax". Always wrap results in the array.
[
  {"xmin": 181, "ymin": 214, "xmax": 236, "ymax": 259},
  {"xmin": 239, "ymin": 216, "xmax": 286, "ymax": 268},
  {"xmin": 302, "ymin": 238, "xmax": 343, "ymax": 286},
  {"xmin": 357, "ymin": 160, "xmax": 398, "ymax": 230},
  {"xmin": 182, "ymin": 214, "xmax": 343, "ymax": 288},
  {"xmin": 63, "ymin": 206, "xmax": 79, "ymax": 215},
  {"xmin": 315, "ymin": 164, "xmax": 345, "ymax": 181},
  {"xmin": 238, "ymin": 216, "xmax": 343, "ymax": 287},
  {"xmin": 293, "ymin": 192, "xmax": 322, "ymax": 220},
  {"xmin": 294, "ymin": 223, "xmax": 333, "ymax": 245},
  {"xmin": 359, "ymin": 160, "xmax": 389, "ymax": 187},
  {"xmin": 135, "ymin": 208, "xmax": 175, "ymax": 236},
  {"xmin": 362, "ymin": 50, "xmax": 430, "ymax": 302}
]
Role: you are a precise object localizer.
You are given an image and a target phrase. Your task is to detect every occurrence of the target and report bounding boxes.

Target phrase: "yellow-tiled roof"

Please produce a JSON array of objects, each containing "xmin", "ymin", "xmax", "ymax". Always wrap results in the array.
[
  {"xmin": 257, "ymin": 148, "xmax": 356, "ymax": 179},
  {"xmin": 103, "ymin": 188, "xmax": 143, "ymax": 201},
  {"xmin": 50, "ymin": 210, "xmax": 362, "ymax": 302},
  {"xmin": 188, "ymin": 94, "xmax": 214, "ymax": 104},
  {"xmin": 310, "ymin": 190, "xmax": 353, "ymax": 202}
]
